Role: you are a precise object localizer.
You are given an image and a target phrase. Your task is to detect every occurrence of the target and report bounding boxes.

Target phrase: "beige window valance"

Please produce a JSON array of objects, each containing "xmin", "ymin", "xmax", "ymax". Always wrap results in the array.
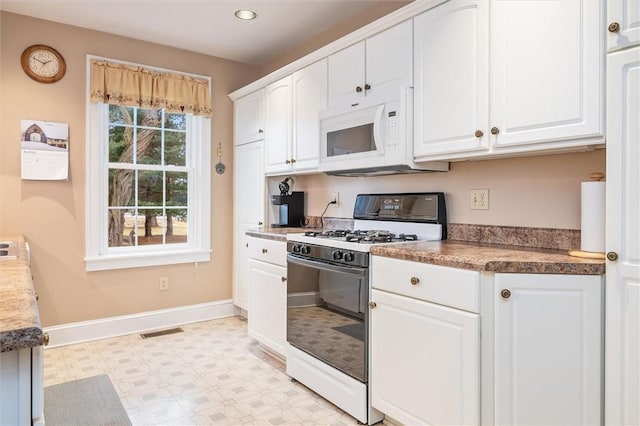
[{"xmin": 90, "ymin": 60, "xmax": 212, "ymax": 117}]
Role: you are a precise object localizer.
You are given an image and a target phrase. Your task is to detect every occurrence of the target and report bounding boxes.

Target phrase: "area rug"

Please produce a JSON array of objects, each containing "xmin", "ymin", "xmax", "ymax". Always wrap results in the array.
[
  {"xmin": 333, "ymin": 323, "xmax": 365, "ymax": 342},
  {"xmin": 44, "ymin": 374, "xmax": 131, "ymax": 426}
]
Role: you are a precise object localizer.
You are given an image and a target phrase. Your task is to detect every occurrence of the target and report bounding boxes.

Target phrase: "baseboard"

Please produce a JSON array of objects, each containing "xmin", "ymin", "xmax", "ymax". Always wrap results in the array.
[
  {"xmin": 43, "ymin": 300, "xmax": 239, "ymax": 348},
  {"xmin": 288, "ymin": 291, "xmax": 320, "ymax": 307}
]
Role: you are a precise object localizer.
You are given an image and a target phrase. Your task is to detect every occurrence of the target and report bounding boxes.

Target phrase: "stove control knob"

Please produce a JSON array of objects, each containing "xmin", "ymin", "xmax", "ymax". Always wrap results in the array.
[
  {"xmin": 301, "ymin": 245, "xmax": 311, "ymax": 255},
  {"xmin": 292, "ymin": 244, "xmax": 301, "ymax": 253},
  {"xmin": 344, "ymin": 252, "xmax": 355, "ymax": 262},
  {"xmin": 332, "ymin": 250, "xmax": 343, "ymax": 260}
]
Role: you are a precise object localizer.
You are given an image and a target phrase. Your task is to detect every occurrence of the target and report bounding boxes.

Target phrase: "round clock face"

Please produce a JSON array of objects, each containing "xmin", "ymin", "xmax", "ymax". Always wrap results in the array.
[{"xmin": 21, "ymin": 45, "xmax": 66, "ymax": 83}]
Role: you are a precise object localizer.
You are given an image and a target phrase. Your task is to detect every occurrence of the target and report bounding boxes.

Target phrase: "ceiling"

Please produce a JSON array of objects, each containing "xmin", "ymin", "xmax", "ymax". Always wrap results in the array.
[{"xmin": 0, "ymin": 0, "xmax": 406, "ymax": 66}]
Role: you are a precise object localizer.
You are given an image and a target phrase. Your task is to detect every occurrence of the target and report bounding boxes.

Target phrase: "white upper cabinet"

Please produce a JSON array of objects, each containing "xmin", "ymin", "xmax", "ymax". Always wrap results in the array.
[
  {"xmin": 328, "ymin": 21, "xmax": 412, "ymax": 109},
  {"xmin": 234, "ymin": 89, "xmax": 264, "ymax": 146},
  {"xmin": 414, "ymin": 0, "xmax": 604, "ymax": 161},
  {"xmin": 292, "ymin": 59, "xmax": 328, "ymax": 171},
  {"xmin": 264, "ymin": 61, "xmax": 327, "ymax": 175},
  {"xmin": 264, "ymin": 75, "xmax": 293, "ymax": 174},
  {"xmin": 489, "ymin": 0, "xmax": 604, "ymax": 150},
  {"xmin": 414, "ymin": 0, "xmax": 490, "ymax": 158},
  {"xmin": 608, "ymin": 0, "xmax": 640, "ymax": 52}
]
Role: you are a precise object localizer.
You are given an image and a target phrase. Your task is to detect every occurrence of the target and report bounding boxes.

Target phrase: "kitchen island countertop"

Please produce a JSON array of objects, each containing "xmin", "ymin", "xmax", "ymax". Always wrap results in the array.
[
  {"xmin": 370, "ymin": 240, "xmax": 605, "ymax": 275},
  {"xmin": 0, "ymin": 236, "xmax": 43, "ymax": 352}
]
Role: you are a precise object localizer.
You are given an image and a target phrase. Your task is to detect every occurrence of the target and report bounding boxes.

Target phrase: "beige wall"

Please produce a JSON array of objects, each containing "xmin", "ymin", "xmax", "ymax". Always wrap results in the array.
[
  {"xmin": 267, "ymin": 149, "xmax": 606, "ymax": 230},
  {"xmin": 0, "ymin": 12, "xmax": 260, "ymax": 326},
  {"xmin": 260, "ymin": 1, "xmax": 411, "ymax": 76}
]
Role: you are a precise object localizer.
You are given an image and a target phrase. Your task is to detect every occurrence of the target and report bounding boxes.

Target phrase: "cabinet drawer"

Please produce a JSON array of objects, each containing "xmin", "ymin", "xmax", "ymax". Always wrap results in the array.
[
  {"xmin": 247, "ymin": 237, "xmax": 286, "ymax": 267},
  {"xmin": 371, "ymin": 256, "xmax": 479, "ymax": 313}
]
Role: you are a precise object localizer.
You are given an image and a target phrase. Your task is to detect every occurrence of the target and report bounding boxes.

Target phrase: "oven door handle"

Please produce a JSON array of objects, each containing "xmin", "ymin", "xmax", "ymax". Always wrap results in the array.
[{"xmin": 287, "ymin": 254, "xmax": 367, "ymax": 277}]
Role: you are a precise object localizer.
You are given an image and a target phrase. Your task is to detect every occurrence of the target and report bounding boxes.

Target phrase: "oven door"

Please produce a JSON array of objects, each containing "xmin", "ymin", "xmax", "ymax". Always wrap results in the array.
[{"xmin": 286, "ymin": 253, "xmax": 369, "ymax": 383}]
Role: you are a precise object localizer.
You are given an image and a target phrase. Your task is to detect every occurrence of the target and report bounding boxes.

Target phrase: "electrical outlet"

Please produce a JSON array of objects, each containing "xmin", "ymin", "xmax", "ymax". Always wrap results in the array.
[
  {"xmin": 470, "ymin": 189, "xmax": 489, "ymax": 210},
  {"xmin": 332, "ymin": 192, "xmax": 340, "ymax": 206},
  {"xmin": 159, "ymin": 277, "xmax": 169, "ymax": 291}
]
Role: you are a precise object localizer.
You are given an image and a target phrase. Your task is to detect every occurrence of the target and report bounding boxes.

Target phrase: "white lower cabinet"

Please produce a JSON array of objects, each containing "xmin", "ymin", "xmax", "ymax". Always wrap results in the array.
[
  {"xmin": 247, "ymin": 237, "xmax": 287, "ymax": 359},
  {"xmin": 494, "ymin": 273, "xmax": 603, "ymax": 426},
  {"xmin": 370, "ymin": 289, "xmax": 480, "ymax": 426},
  {"xmin": 370, "ymin": 256, "xmax": 480, "ymax": 425},
  {"xmin": 0, "ymin": 345, "xmax": 44, "ymax": 426}
]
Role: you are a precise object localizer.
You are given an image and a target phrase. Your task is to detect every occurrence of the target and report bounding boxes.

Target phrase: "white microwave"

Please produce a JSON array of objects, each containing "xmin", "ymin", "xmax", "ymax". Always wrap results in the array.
[{"xmin": 319, "ymin": 88, "xmax": 448, "ymax": 176}]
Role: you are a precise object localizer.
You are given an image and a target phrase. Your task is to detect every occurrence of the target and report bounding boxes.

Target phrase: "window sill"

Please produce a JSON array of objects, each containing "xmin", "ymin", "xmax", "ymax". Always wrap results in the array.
[{"xmin": 85, "ymin": 249, "xmax": 211, "ymax": 271}]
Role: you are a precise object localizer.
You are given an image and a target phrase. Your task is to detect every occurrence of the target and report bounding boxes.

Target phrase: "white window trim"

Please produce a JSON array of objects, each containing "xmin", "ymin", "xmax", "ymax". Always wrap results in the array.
[{"xmin": 85, "ymin": 55, "xmax": 211, "ymax": 271}]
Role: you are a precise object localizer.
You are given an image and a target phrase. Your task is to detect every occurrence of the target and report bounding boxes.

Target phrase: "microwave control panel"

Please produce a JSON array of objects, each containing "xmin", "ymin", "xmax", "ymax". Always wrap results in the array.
[{"xmin": 387, "ymin": 110, "xmax": 399, "ymax": 150}]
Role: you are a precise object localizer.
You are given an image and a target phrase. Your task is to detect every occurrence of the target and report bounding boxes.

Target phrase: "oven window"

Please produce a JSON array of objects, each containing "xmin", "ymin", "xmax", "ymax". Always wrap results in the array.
[
  {"xmin": 326, "ymin": 124, "xmax": 375, "ymax": 157},
  {"xmin": 287, "ymin": 257, "xmax": 367, "ymax": 383}
]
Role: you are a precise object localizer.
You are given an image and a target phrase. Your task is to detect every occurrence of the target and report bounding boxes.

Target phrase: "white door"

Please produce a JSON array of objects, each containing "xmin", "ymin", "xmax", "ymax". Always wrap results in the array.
[
  {"xmin": 248, "ymin": 259, "xmax": 287, "ymax": 357},
  {"xmin": 327, "ymin": 42, "xmax": 365, "ymax": 108},
  {"xmin": 490, "ymin": 0, "xmax": 603, "ymax": 148},
  {"xmin": 234, "ymin": 90, "xmax": 264, "ymax": 146},
  {"xmin": 264, "ymin": 75, "xmax": 292, "ymax": 174},
  {"xmin": 608, "ymin": 0, "xmax": 640, "ymax": 52},
  {"xmin": 494, "ymin": 274, "xmax": 603, "ymax": 426},
  {"xmin": 413, "ymin": 0, "xmax": 489, "ymax": 159},
  {"xmin": 365, "ymin": 20, "xmax": 413, "ymax": 99},
  {"xmin": 606, "ymin": 45, "xmax": 640, "ymax": 426},
  {"xmin": 292, "ymin": 59, "xmax": 327, "ymax": 171},
  {"xmin": 370, "ymin": 289, "xmax": 480, "ymax": 426},
  {"xmin": 233, "ymin": 141, "xmax": 264, "ymax": 310}
]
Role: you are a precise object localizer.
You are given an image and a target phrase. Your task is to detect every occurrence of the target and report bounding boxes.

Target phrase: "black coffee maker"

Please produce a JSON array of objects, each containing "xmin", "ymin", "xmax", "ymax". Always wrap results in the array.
[{"xmin": 271, "ymin": 177, "xmax": 305, "ymax": 228}]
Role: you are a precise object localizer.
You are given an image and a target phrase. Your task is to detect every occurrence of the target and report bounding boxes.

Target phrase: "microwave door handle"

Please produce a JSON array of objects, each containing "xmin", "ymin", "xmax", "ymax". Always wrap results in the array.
[
  {"xmin": 373, "ymin": 104, "xmax": 385, "ymax": 154},
  {"xmin": 287, "ymin": 254, "xmax": 367, "ymax": 278}
]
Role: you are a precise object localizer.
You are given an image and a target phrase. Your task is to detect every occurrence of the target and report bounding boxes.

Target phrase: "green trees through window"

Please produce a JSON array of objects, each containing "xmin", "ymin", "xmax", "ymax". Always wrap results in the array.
[{"xmin": 107, "ymin": 106, "xmax": 189, "ymax": 247}]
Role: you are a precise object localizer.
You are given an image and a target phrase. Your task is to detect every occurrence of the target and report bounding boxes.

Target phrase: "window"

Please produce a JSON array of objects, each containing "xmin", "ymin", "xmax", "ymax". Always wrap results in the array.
[{"xmin": 85, "ymin": 58, "xmax": 211, "ymax": 271}]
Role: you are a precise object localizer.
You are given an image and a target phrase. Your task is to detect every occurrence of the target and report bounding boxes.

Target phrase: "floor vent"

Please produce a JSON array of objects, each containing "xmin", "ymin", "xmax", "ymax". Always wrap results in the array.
[{"xmin": 140, "ymin": 327, "xmax": 184, "ymax": 339}]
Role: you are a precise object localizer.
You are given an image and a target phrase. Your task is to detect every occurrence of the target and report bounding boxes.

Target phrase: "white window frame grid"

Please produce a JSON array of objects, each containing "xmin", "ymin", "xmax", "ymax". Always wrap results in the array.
[{"xmin": 85, "ymin": 55, "xmax": 211, "ymax": 271}]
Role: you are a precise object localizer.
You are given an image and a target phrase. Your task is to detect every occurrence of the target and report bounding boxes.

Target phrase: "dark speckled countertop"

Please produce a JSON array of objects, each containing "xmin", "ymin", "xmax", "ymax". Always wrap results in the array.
[
  {"xmin": 247, "ymin": 224, "xmax": 605, "ymax": 275},
  {"xmin": 370, "ymin": 240, "xmax": 605, "ymax": 275},
  {"xmin": 0, "ymin": 236, "xmax": 43, "ymax": 352}
]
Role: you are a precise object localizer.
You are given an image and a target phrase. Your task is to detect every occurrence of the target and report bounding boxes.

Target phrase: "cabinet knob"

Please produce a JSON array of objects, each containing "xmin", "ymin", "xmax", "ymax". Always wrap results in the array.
[
  {"xmin": 364, "ymin": 84, "xmax": 371, "ymax": 90},
  {"xmin": 285, "ymin": 159, "xmax": 291, "ymax": 164},
  {"xmin": 262, "ymin": 248, "xmax": 268, "ymax": 254},
  {"xmin": 258, "ymin": 221, "xmax": 263, "ymax": 226},
  {"xmin": 356, "ymin": 86, "xmax": 363, "ymax": 93},
  {"xmin": 245, "ymin": 243, "xmax": 248, "ymax": 248},
  {"xmin": 258, "ymin": 129, "xmax": 264, "ymax": 133},
  {"xmin": 474, "ymin": 130, "xmax": 484, "ymax": 138},
  {"xmin": 410, "ymin": 276, "xmax": 420, "ymax": 286},
  {"xmin": 501, "ymin": 289, "xmax": 511, "ymax": 299},
  {"xmin": 607, "ymin": 252, "xmax": 619, "ymax": 261},
  {"xmin": 491, "ymin": 127, "xmax": 500, "ymax": 135},
  {"xmin": 43, "ymin": 332, "xmax": 50, "ymax": 346},
  {"xmin": 35, "ymin": 292, "xmax": 39, "ymax": 301},
  {"xmin": 608, "ymin": 22, "xmax": 620, "ymax": 33},
  {"xmin": 369, "ymin": 301, "xmax": 377, "ymax": 309},
  {"xmin": 281, "ymin": 276, "xmax": 287, "ymax": 282},
  {"xmin": 291, "ymin": 158, "xmax": 296, "ymax": 163}
]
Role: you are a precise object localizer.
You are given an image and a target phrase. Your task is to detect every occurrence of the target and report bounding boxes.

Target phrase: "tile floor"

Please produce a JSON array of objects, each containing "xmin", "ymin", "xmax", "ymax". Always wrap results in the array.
[{"xmin": 43, "ymin": 316, "xmax": 361, "ymax": 425}]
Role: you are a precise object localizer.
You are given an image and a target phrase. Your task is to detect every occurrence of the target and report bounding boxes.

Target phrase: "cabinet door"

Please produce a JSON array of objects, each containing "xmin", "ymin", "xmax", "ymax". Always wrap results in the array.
[
  {"xmin": 608, "ymin": 0, "xmax": 640, "ymax": 52},
  {"xmin": 233, "ymin": 141, "xmax": 264, "ymax": 310},
  {"xmin": 490, "ymin": 0, "xmax": 603, "ymax": 149},
  {"xmin": 413, "ymin": 0, "xmax": 489, "ymax": 159},
  {"xmin": 264, "ymin": 75, "xmax": 293, "ymax": 174},
  {"xmin": 366, "ymin": 20, "xmax": 413, "ymax": 99},
  {"xmin": 370, "ymin": 289, "xmax": 480, "ymax": 426},
  {"xmin": 248, "ymin": 259, "xmax": 287, "ymax": 358},
  {"xmin": 494, "ymin": 274, "xmax": 603, "ymax": 426},
  {"xmin": 234, "ymin": 90, "xmax": 264, "ymax": 146},
  {"xmin": 292, "ymin": 59, "xmax": 327, "ymax": 171},
  {"xmin": 606, "ymin": 46, "xmax": 640, "ymax": 426},
  {"xmin": 328, "ymin": 42, "xmax": 365, "ymax": 108}
]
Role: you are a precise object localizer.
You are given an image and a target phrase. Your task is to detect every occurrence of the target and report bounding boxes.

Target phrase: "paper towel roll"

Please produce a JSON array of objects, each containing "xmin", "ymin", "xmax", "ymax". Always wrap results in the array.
[{"xmin": 580, "ymin": 181, "xmax": 605, "ymax": 253}]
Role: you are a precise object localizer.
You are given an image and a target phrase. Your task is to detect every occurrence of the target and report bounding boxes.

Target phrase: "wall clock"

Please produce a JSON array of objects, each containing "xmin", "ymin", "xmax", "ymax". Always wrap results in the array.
[{"xmin": 20, "ymin": 44, "xmax": 66, "ymax": 83}]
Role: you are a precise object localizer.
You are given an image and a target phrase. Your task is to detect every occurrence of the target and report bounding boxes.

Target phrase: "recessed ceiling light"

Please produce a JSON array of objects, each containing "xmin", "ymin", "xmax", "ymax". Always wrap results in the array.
[{"xmin": 235, "ymin": 9, "xmax": 257, "ymax": 20}]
